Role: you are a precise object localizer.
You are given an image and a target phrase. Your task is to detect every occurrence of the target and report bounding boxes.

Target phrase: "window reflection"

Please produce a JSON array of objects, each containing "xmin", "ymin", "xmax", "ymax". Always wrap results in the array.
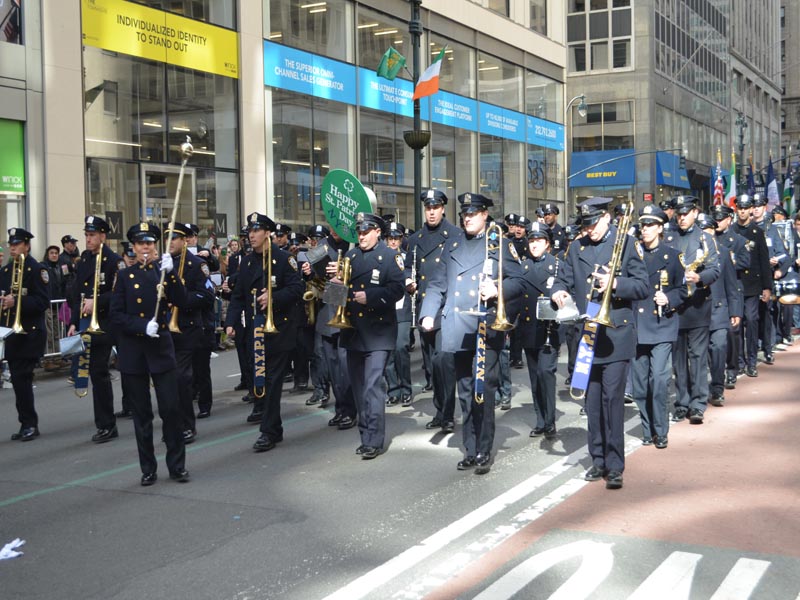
[
  {"xmin": 480, "ymin": 135, "xmax": 522, "ymax": 214},
  {"xmin": 0, "ymin": 0, "xmax": 22, "ymax": 44},
  {"xmin": 429, "ymin": 36, "xmax": 474, "ymax": 98},
  {"xmin": 132, "ymin": 0, "xmax": 236, "ymax": 29},
  {"xmin": 356, "ymin": 6, "xmax": 410, "ymax": 71},
  {"xmin": 359, "ymin": 108, "xmax": 413, "ymax": 188},
  {"xmin": 478, "ymin": 52, "xmax": 521, "ymax": 111},
  {"xmin": 268, "ymin": 0, "xmax": 347, "ymax": 60}
]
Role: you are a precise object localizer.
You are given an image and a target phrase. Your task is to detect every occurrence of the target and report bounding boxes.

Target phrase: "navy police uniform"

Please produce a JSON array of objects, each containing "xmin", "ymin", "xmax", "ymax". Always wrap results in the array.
[
  {"xmin": 340, "ymin": 214, "xmax": 405, "ymax": 456},
  {"xmin": 109, "ymin": 223, "xmax": 189, "ymax": 483},
  {"xmin": 1, "ymin": 228, "xmax": 50, "ymax": 441},
  {"xmin": 384, "ymin": 222, "xmax": 414, "ymax": 406}
]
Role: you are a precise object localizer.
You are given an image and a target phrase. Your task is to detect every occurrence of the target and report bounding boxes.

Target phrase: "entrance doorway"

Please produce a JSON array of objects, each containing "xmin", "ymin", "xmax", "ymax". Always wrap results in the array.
[{"xmin": 140, "ymin": 164, "xmax": 196, "ymax": 233}]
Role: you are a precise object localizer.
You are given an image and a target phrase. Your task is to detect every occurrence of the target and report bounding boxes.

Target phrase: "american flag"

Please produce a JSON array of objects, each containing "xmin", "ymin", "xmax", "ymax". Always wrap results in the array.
[{"xmin": 713, "ymin": 151, "xmax": 724, "ymax": 206}]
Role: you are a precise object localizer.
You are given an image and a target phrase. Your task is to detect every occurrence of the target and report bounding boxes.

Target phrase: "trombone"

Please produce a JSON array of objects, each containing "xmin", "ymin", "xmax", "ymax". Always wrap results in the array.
[
  {"xmin": 253, "ymin": 238, "xmax": 278, "ymax": 398},
  {"xmin": 6, "ymin": 254, "xmax": 27, "ymax": 334},
  {"xmin": 463, "ymin": 222, "xmax": 514, "ymax": 331},
  {"xmin": 84, "ymin": 246, "xmax": 104, "ymax": 334},
  {"xmin": 589, "ymin": 203, "xmax": 633, "ymax": 328},
  {"xmin": 167, "ymin": 244, "xmax": 188, "ymax": 333}
]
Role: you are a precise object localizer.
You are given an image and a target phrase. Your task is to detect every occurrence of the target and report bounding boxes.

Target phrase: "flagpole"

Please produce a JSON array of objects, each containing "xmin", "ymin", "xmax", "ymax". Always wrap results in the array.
[{"xmin": 410, "ymin": 0, "xmax": 423, "ymax": 230}]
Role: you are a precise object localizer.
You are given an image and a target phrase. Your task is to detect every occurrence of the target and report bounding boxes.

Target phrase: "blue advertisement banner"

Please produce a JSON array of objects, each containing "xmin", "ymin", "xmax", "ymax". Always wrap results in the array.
[
  {"xmin": 430, "ymin": 90, "xmax": 478, "ymax": 131},
  {"xmin": 479, "ymin": 104, "xmax": 526, "ymax": 143},
  {"xmin": 263, "ymin": 40, "xmax": 356, "ymax": 105},
  {"xmin": 655, "ymin": 151, "xmax": 690, "ymax": 189},
  {"xmin": 570, "ymin": 149, "xmax": 636, "ymax": 187},
  {"xmin": 358, "ymin": 68, "xmax": 415, "ymax": 117},
  {"xmin": 526, "ymin": 115, "xmax": 564, "ymax": 151}
]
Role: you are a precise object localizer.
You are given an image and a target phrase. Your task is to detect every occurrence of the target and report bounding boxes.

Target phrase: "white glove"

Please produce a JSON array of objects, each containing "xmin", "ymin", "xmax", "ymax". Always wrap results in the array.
[
  {"xmin": 160, "ymin": 252, "xmax": 174, "ymax": 273},
  {"xmin": 146, "ymin": 320, "xmax": 159, "ymax": 338}
]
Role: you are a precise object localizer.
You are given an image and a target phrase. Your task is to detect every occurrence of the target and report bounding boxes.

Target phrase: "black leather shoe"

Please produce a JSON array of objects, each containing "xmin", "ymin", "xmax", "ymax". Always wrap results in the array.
[
  {"xmin": 361, "ymin": 446, "xmax": 381, "ymax": 460},
  {"xmin": 328, "ymin": 414, "xmax": 344, "ymax": 427},
  {"xmin": 318, "ymin": 393, "xmax": 330, "ymax": 407},
  {"xmin": 242, "ymin": 394, "xmax": 255, "ymax": 403},
  {"xmin": 441, "ymin": 421, "xmax": 455, "ymax": 434},
  {"xmin": 283, "ymin": 372, "xmax": 293, "ymax": 382},
  {"xmin": 654, "ymin": 436, "xmax": 668, "ymax": 449},
  {"xmin": 641, "ymin": 436, "xmax": 653, "ymax": 446},
  {"xmin": 306, "ymin": 390, "xmax": 328, "ymax": 405},
  {"xmin": 688, "ymin": 408, "xmax": 704, "ymax": 424},
  {"xmin": 422, "ymin": 383, "xmax": 433, "ymax": 392},
  {"xmin": 197, "ymin": 409, "xmax": 211, "ymax": 419},
  {"xmin": 114, "ymin": 409, "xmax": 133, "ymax": 419},
  {"xmin": 511, "ymin": 359, "xmax": 524, "ymax": 369},
  {"xmin": 474, "ymin": 454, "xmax": 491, "ymax": 475},
  {"xmin": 708, "ymin": 393, "xmax": 725, "ymax": 407},
  {"xmin": 253, "ymin": 434, "xmax": 276, "ymax": 452},
  {"xmin": 247, "ymin": 411, "xmax": 263, "ymax": 424},
  {"xmin": 579, "ymin": 406, "xmax": 587, "ymax": 416},
  {"xmin": 291, "ymin": 382, "xmax": 309, "ymax": 393},
  {"xmin": 585, "ymin": 465, "xmax": 605, "ymax": 481},
  {"xmin": 386, "ymin": 396, "xmax": 400, "ymax": 406},
  {"xmin": 605, "ymin": 470, "xmax": 623, "ymax": 489},
  {"xmin": 737, "ymin": 367, "xmax": 746, "ymax": 376},
  {"xmin": 457, "ymin": 456, "xmax": 476, "ymax": 470},
  {"xmin": 624, "ymin": 393, "xmax": 635, "ymax": 404},
  {"xmin": 672, "ymin": 406, "xmax": 688, "ymax": 422},
  {"xmin": 764, "ymin": 353, "xmax": 775, "ymax": 365},
  {"xmin": 544, "ymin": 426, "xmax": 557, "ymax": 440},
  {"xmin": 12, "ymin": 427, "xmax": 40, "ymax": 441},
  {"xmin": 425, "ymin": 418, "xmax": 443, "ymax": 430},
  {"xmin": 724, "ymin": 373, "xmax": 736, "ymax": 389},
  {"xmin": 401, "ymin": 394, "xmax": 413, "ymax": 407},
  {"xmin": 141, "ymin": 472, "xmax": 157, "ymax": 486},
  {"xmin": 337, "ymin": 415, "xmax": 357, "ymax": 430},
  {"xmin": 746, "ymin": 366, "xmax": 758, "ymax": 377},
  {"xmin": 182, "ymin": 429, "xmax": 196, "ymax": 444},
  {"xmin": 234, "ymin": 382, "xmax": 248, "ymax": 391},
  {"xmin": 530, "ymin": 427, "xmax": 545, "ymax": 437},
  {"xmin": 498, "ymin": 396, "xmax": 511, "ymax": 410},
  {"xmin": 355, "ymin": 444, "xmax": 367, "ymax": 455},
  {"xmin": 169, "ymin": 469, "xmax": 190, "ymax": 482},
  {"xmin": 91, "ymin": 427, "xmax": 118, "ymax": 444}
]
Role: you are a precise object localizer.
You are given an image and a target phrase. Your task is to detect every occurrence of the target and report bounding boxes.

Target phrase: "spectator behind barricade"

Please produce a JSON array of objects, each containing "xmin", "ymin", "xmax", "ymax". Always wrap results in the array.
[
  {"xmin": 42, "ymin": 245, "xmax": 67, "ymax": 300},
  {"xmin": 59, "ymin": 234, "xmax": 80, "ymax": 301},
  {"xmin": 43, "ymin": 245, "xmax": 69, "ymax": 369}
]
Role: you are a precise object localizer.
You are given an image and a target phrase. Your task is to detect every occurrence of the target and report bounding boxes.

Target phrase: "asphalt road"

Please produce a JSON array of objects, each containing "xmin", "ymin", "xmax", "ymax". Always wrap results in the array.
[{"xmin": 1, "ymin": 341, "xmax": 798, "ymax": 600}]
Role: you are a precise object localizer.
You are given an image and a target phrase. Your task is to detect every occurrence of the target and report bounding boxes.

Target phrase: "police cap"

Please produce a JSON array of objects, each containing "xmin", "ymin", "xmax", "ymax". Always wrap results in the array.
[
  {"xmin": 83, "ymin": 215, "xmax": 110, "ymax": 234},
  {"xmin": 8, "ymin": 228, "xmax": 34, "ymax": 245},
  {"xmin": 421, "ymin": 189, "xmax": 448, "ymax": 206},
  {"xmin": 457, "ymin": 193, "xmax": 493, "ymax": 214},
  {"xmin": 127, "ymin": 222, "xmax": 160, "ymax": 243}
]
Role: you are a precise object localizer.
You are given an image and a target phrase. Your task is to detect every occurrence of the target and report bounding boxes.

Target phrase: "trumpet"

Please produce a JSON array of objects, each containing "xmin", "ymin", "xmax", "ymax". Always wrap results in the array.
[
  {"xmin": 591, "ymin": 203, "xmax": 633, "ymax": 328},
  {"xmin": 327, "ymin": 253, "xmax": 353, "ymax": 329},
  {"xmin": 84, "ymin": 247, "xmax": 104, "ymax": 334},
  {"xmin": 168, "ymin": 245, "xmax": 188, "ymax": 333}
]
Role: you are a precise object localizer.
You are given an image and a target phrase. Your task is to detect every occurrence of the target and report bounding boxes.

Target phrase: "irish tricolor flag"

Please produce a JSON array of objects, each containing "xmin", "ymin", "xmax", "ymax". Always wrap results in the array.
[{"xmin": 413, "ymin": 47, "xmax": 446, "ymax": 101}]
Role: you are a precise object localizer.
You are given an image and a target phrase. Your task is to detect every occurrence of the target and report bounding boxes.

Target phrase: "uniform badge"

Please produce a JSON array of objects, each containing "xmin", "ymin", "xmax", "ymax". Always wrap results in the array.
[
  {"xmin": 41, "ymin": 269, "xmax": 49, "ymax": 284},
  {"xmin": 507, "ymin": 242, "xmax": 519, "ymax": 261},
  {"xmin": 548, "ymin": 264, "xmax": 553, "ymax": 271},
  {"xmin": 288, "ymin": 256, "xmax": 298, "ymax": 271},
  {"xmin": 395, "ymin": 254, "xmax": 404, "ymax": 270},
  {"xmin": 200, "ymin": 263, "xmax": 211, "ymax": 278},
  {"xmin": 635, "ymin": 241, "xmax": 644, "ymax": 260},
  {"xmin": 371, "ymin": 268, "xmax": 381, "ymax": 285},
  {"xmin": 100, "ymin": 272, "xmax": 106, "ymax": 285},
  {"xmin": 118, "ymin": 260, "xmax": 126, "ymax": 271}
]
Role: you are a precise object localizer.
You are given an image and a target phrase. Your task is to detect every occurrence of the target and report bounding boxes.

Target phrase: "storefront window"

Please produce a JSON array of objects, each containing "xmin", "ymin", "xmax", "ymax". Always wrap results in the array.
[
  {"xmin": 479, "ymin": 134, "xmax": 523, "ymax": 215},
  {"xmin": 85, "ymin": 160, "xmax": 141, "ymax": 253},
  {"xmin": 359, "ymin": 108, "xmax": 413, "ymax": 188},
  {"xmin": 478, "ymin": 52, "xmax": 522, "ymax": 112},
  {"xmin": 356, "ymin": 6, "xmax": 411, "ymax": 72},
  {"xmin": 134, "ymin": 0, "xmax": 236, "ymax": 29},
  {"xmin": 525, "ymin": 71, "xmax": 562, "ymax": 122},
  {"xmin": 267, "ymin": 0, "xmax": 347, "ymax": 61},
  {"xmin": 0, "ymin": 0, "xmax": 22, "ymax": 44},
  {"xmin": 429, "ymin": 35, "xmax": 474, "ymax": 99},
  {"xmin": 430, "ymin": 122, "xmax": 474, "ymax": 212},
  {"xmin": 527, "ymin": 145, "xmax": 562, "ymax": 213}
]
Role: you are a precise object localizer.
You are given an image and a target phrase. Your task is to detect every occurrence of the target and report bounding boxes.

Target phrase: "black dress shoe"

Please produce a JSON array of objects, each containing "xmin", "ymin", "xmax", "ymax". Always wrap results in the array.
[
  {"xmin": 242, "ymin": 394, "xmax": 256, "ymax": 403},
  {"xmin": 641, "ymin": 436, "xmax": 653, "ymax": 446},
  {"xmin": 425, "ymin": 418, "xmax": 443, "ymax": 430},
  {"xmin": 197, "ymin": 409, "xmax": 211, "ymax": 419},
  {"xmin": 530, "ymin": 427, "xmax": 545, "ymax": 437},
  {"xmin": 91, "ymin": 427, "xmax": 119, "ymax": 444},
  {"xmin": 672, "ymin": 406, "xmax": 688, "ymax": 422},
  {"xmin": 355, "ymin": 444, "xmax": 367, "ymax": 455},
  {"xmin": 305, "ymin": 391, "xmax": 325, "ymax": 406},
  {"xmin": 12, "ymin": 427, "xmax": 40, "ymax": 441},
  {"xmin": 738, "ymin": 367, "xmax": 746, "ymax": 376},
  {"xmin": 328, "ymin": 414, "xmax": 343, "ymax": 427},
  {"xmin": 623, "ymin": 393, "xmax": 635, "ymax": 404},
  {"xmin": 291, "ymin": 382, "xmax": 309, "ymax": 393},
  {"xmin": 511, "ymin": 359, "xmax": 525, "ymax": 369},
  {"xmin": 688, "ymin": 408, "xmax": 704, "ymax": 424},
  {"xmin": 253, "ymin": 434, "xmax": 276, "ymax": 452},
  {"xmin": 246, "ymin": 411, "xmax": 263, "ymax": 424},
  {"xmin": 441, "ymin": 421, "xmax": 455, "ymax": 434},
  {"xmin": 283, "ymin": 372, "xmax": 294, "ymax": 382},
  {"xmin": 498, "ymin": 396, "xmax": 511, "ymax": 410},
  {"xmin": 141, "ymin": 472, "xmax": 157, "ymax": 486},
  {"xmin": 182, "ymin": 429, "xmax": 196, "ymax": 443},
  {"xmin": 709, "ymin": 393, "xmax": 725, "ymax": 407},
  {"xmin": 579, "ymin": 406, "xmax": 587, "ymax": 416},
  {"xmin": 234, "ymin": 382, "xmax": 248, "ymax": 391},
  {"xmin": 654, "ymin": 436, "xmax": 668, "ymax": 449},
  {"xmin": 544, "ymin": 426, "xmax": 557, "ymax": 440},
  {"xmin": 474, "ymin": 454, "xmax": 491, "ymax": 475},
  {"xmin": 764, "ymin": 353, "xmax": 775, "ymax": 365},
  {"xmin": 401, "ymin": 393, "xmax": 413, "ymax": 407},
  {"xmin": 361, "ymin": 446, "xmax": 381, "ymax": 460},
  {"xmin": 386, "ymin": 396, "xmax": 400, "ymax": 406},
  {"xmin": 457, "ymin": 456, "xmax": 476, "ymax": 470},
  {"xmin": 724, "ymin": 373, "xmax": 736, "ymax": 389},
  {"xmin": 422, "ymin": 383, "xmax": 433, "ymax": 392},
  {"xmin": 605, "ymin": 470, "xmax": 623, "ymax": 489},
  {"xmin": 585, "ymin": 465, "xmax": 605, "ymax": 481},
  {"xmin": 746, "ymin": 366, "xmax": 758, "ymax": 377},
  {"xmin": 114, "ymin": 409, "xmax": 134, "ymax": 419},
  {"xmin": 318, "ymin": 393, "xmax": 330, "ymax": 407},
  {"xmin": 337, "ymin": 415, "xmax": 357, "ymax": 430},
  {"xmin": 169, "ymin": 469, "xmax": 190, "ymax": 482}
]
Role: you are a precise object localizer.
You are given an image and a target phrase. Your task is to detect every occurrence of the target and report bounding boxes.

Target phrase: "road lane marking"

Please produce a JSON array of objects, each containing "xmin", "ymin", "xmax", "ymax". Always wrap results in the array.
[
  {"xmin": 709, "ymin": 558, "xmax": 770, "ymax": 600},
  {"xmin": 628, "ymin": 551, "xmax": 701, "ymax": 600}
]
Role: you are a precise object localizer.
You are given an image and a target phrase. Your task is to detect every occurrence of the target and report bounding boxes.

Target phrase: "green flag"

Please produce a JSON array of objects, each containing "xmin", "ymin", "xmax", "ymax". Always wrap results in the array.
[{"xmin": 376, "ymin": 47, "xmax": 406, "ymax": 81}]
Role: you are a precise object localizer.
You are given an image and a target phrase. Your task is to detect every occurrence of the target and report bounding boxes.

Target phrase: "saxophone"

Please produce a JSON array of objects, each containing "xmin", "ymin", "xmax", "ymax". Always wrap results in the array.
[{"xmin": 679, "ymin": 235, "xmax": 709, "ymax": 297}]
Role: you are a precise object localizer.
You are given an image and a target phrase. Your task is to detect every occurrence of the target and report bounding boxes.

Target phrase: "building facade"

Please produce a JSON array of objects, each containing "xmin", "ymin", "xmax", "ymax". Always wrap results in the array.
[{"xmin": 780, "ymin": 0, "xmax": 799, "ymax": 172}]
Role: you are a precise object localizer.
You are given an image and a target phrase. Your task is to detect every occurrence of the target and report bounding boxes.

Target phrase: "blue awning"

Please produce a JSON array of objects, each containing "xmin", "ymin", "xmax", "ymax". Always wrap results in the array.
[
  {"xmin": 569, "ymin": 150, "xmax": 636, "ymax": 187},
  {"xmin": 655, "ymin": 152, "xmax": 691, "ymax": 189}
]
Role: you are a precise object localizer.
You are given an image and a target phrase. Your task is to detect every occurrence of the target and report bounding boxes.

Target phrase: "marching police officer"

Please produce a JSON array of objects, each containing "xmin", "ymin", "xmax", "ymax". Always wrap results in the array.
[
  {"xmin": 224, "ymin": 212, "xmax": 304, "ymax": 452},
  {"xmin": 420, "ymin": 193, "xmax": 524, "ymax": 475},
  {"xmin": 406, "ymin": 189, "xmax": 460, "ymax": 433},
  {"xmin": 384, "ymin": 222, "xmax": 414, "ymax": 407},
  {"xmin": 1, "ymin": 228, "xmax": 50, "ymax": 441},
  {"xmin": 338, "ymin": 213, "xmax": 405, "ymax": 459},
  {"xmin": 541, "ymin": 202, "xmax": 568, "ymax": 257},
  {"xmin": 303, "ymin": 224, "xmax": 333, "ymax": 406},
  {"xmin": 109, "ymin": 222, "xmax": 189, "ymax": 486},
  {"xmin": 551, "ymin": 199, "xmax": 649, "ymax": 489},
  {"xmin": 67, "ymin": 216, "xmax": 125, "ymax": 443}
]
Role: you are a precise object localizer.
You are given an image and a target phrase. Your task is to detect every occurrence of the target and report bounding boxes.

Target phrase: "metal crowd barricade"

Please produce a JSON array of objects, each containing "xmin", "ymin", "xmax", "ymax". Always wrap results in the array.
[{"xmin": 44, "ymin": 298, "xmax": 70, "ymax": 358}]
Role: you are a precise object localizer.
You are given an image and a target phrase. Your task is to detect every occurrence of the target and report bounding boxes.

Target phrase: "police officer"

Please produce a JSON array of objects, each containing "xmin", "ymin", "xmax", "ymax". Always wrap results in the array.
[
  {"xmin": 697, "ymin": 213, "xmax": 742, "ymax": 407},
  {"xmin": 504, "ymin": 222, "xmax": 560, "ymax": 439},
  {"xmin": 551, "ymin": 199, "xmax": 649, "ymax": 489},
  {"xmin": 732, "ymin": 194, "xmax": 772, "ymax": 377},
  {"xmin": 420, "ymin": 193, "xmax": 524, "ymax": 475},
  {"xmin": 303, "ymin": 224, "xmax": 332, "ymax": 406},
  {"xmin": 659, "ymin": 197, "xmax": 677, "ymax": 231},
  {"xmin": 224, "ymin": 212, "xmax": 304, "ymax": 452},
  {"xmin": 1, "ymin": 228, "xmax": 50, "ymax": 441},
  {"xmin": 384, "ymin": 222, "xmax": 413, "ymax": 407},
  {"xmin": 67, "ymin": 216, "xmax": 124, "ymax": 443},
  {"xmin": 663, "ymin": 195, "xmax": 720, "ymax": 425},
  {"xmin": 166, "ymin": 223, "xmax": 215, "ymax": 442},
  {"xmin": 273, "ymin": 223, "xmax": 292, "ymax": 251},
  {"xmin": 222, "ymin": 225, "xmax": 251, "ymax": 397},
  {"xmin": 406, "ymin": 189, "xmax": 460, "ymax": 433},
  {"xmin": 288, "ymin": 232, "xmax": 312, "ymax": 394},
  {"xmin": 337, "ymin": 213, "xmax": 405, "ymax": 459},
  {"xmin": 631, "ymin": 205, "xmax": 687, "ymax": 449},
  {"xmin": 109, "ymin": 222, "xmax": 189, "ymax": 486},
  {"xmin": 114, "ymin": 242, "xmax": 137, "ymax": 419},
  {"xmin": 541, "ymin": 203, "xmax": 567, "ymax": 256}
]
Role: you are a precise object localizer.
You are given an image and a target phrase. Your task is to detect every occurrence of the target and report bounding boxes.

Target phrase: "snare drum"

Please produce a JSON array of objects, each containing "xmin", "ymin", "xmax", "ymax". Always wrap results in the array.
[{"xmin": 774, "ymin": 272, "xmax": 800, "ymax": 304}]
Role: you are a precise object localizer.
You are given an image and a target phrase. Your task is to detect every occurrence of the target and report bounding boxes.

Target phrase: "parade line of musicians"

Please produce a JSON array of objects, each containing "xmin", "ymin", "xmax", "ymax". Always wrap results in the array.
[{"xmin": 2, "ymin": 189, "xmax": 798, "ymax": 489}]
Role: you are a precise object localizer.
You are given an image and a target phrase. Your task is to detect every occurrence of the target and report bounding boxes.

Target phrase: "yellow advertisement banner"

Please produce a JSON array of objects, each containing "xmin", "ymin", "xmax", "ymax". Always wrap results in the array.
[{"xmin": 81, "ymin": 0, "xmax": 239, "ymax": 79}]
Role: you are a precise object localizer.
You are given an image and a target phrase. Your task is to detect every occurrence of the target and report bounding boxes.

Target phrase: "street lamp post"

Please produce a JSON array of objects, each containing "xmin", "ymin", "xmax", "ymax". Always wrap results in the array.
[
  {"xmin": 736, "ymin": 111, "xmax": 748, "ymax": 188},
  {"xmin": 564, "ymin": 94, "xmax": 587, "ymax": 214}
]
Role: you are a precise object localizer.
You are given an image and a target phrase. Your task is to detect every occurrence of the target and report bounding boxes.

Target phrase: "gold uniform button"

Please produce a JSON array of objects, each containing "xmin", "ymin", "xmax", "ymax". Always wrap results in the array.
[
  {"xmin": 137, "ymin": 298, "xmax": 142, "ymax": 304},
  {"xmin": 358, "ymin": 312, "xmax": 363, "ymax": 317},
  {"xmin": 139, "ymin": 312, "xmax": 145, "ymax": 317},
  {"xmin": 525, "ymin": 316, "xmax": 530, "ymax": 322},
  {"xmin": 129, "ymin": 274, "xmax": 134, "ymax": 279},
  {"xmin": 638, "ymin": 308, "xmax": 644, "ymax": 313},
  {"xmin": 134, "ymin": 284, "xmax": 140, "ymax": 289}
]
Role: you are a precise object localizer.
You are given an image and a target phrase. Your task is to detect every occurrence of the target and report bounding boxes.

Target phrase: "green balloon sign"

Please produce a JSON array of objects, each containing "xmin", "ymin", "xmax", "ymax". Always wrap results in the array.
[{"xmin": 320, "ymin": 169, "xmax": 375, "ymax": 243}]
